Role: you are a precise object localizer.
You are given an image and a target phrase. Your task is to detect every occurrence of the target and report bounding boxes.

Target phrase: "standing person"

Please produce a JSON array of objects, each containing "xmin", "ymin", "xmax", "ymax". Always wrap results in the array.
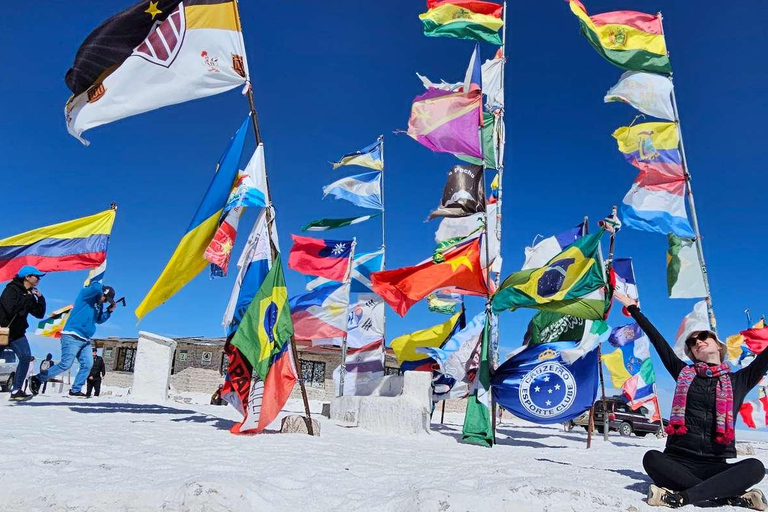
[
  {"xmin": 0, "ymin": 266, "xmax": 46, "ymax": 401},
  {"xmin": 30, "ymin": 282, "xmax": 117, "ymax": 398},
  {"xmin": 38, "ymin": 353, "xmax": 54, "ymax": 394},
  {"xmin": 86, "ymin": 346, "xmax": 105, "ymax": 398},
  {"xmin": 22, "ymin": 356, "xmax": 36, "ymax": 393},
  {"xmin": 614, "ymin": 292, "xmax": 768, "ymax": 510}
]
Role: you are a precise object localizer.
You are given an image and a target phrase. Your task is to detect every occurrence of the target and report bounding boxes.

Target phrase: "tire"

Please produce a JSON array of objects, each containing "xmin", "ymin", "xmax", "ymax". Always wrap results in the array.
[
  {"xmin": 635, "ymin": 432, "xmax": 648, "ymax": 437},
  {"xmin": 619, "ymin": 422, "xmax": 633, "ymax": 437}
]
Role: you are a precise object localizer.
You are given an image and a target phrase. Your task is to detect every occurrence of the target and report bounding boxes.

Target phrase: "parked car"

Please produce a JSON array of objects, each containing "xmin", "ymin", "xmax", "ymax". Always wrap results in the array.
[
  {"xmin": 0, "ymin": 349, "xmax": 17, "ymax": 392},
  {"xmin": 569, "ymin": 396, "xmax": 668, "ymax": 437}
]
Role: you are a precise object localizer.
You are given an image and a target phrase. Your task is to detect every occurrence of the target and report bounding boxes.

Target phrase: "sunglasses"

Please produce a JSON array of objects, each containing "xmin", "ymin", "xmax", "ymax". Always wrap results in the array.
[{"xmin": 685, "ymin": 331, "xmax": 711, "ymax": 348}]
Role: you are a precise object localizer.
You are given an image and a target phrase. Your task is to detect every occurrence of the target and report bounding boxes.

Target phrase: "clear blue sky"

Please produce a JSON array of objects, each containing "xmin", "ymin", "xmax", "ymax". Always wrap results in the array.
[{"xmin": 1, "ymin": 1, "xmax": 766, "ymax": 417}]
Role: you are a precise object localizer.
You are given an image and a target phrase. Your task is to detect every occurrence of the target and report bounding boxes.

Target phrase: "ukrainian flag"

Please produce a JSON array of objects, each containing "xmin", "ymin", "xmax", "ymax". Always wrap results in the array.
[
  {"xmin": 135, "ymin": 116, "xmax": 249, "ymax": 321},
  {"xmin": 390, "ymin": 310, "xmax": 465, "ymax": 372},
  {"xmin": 492, "ymin": 230, "xmax": 608, "ymax": 320}
]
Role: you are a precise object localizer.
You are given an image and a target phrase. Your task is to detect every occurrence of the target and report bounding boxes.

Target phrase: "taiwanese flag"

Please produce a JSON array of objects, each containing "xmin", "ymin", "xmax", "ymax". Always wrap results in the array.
[
  {"xmin": 288, "ymin": 235, "xmax": 353, "ymax": 282},
  {"xmin": 371, "ymin": 238, "xmax": 488, "ymax": 316},
  {"xmin": 743, "ymin": 325, "xmax": 768, "ymax": 355}
]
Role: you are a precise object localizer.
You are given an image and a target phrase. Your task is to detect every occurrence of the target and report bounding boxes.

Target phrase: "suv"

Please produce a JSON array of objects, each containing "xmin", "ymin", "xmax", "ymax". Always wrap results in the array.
[
  {"xmin": 569, "ymin": 396, "xmax": 668, "ymax": 437},
  {"xmin": 0, "ymin": 349, "xmax": 16, "ymax": 392}
]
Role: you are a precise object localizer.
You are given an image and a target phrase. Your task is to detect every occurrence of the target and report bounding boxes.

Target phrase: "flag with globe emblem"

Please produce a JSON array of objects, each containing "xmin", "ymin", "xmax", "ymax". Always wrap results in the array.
[{"xmin": 491, "ymin": 341, "xmax": 599, "ymax": 424}]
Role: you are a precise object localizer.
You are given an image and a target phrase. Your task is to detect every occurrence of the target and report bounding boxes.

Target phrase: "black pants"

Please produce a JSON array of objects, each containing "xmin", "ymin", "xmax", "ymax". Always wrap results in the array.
[
  {"xmin": 643, "ymin": 450, "xmax": 765, "ymax": 504},
  {"xmin": 86, "ymin": 378, "xmax": 101, "ymax": 397}
]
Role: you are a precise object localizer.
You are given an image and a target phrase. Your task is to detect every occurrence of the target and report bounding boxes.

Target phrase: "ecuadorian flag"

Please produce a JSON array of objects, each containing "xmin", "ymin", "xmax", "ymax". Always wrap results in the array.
[
  {"xmin": 0, "ymin": 209, "xmax": 115, "ymax": 282},
  {"xmin": 492, "ymin": 230, "xmax": 607, "ymax": 320},
  {"xmin": 135, "ymin": 116, "xmax": 249, "ymax": 321}
]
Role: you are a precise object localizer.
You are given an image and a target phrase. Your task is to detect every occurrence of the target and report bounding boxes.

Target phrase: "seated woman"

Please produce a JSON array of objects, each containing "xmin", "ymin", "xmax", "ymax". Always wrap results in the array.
[{"xmin": 614, "ymin": 292, "xmax": 768, "ymax": 510}]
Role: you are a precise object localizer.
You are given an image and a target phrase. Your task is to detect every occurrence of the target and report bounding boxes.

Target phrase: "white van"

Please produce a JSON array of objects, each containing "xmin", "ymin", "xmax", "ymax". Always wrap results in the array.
[{"xmin": 0, "ymin": 349, "xmax": 17, "ymax": 391}]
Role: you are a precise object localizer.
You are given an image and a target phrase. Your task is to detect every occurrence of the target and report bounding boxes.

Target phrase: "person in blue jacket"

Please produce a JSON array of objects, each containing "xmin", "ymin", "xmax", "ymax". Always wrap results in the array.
[{"xmin": 30, "ymin": 282, "xmax": 117, "ymax": 398}]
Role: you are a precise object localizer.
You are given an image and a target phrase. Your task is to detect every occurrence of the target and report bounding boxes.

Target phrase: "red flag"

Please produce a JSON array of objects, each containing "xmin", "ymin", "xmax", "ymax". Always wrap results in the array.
[
  {"xmin": 288, "ymin": 235, "xmax": 353, "ymax": 281},
  {"xmin": 743, "ymin": 326, "xmax": 768, "ymax": 354},
  {"xmin": 371, "ymin": 239, "xmax": 488, "ymax": 316},
  {"xmin": 740, "ymin": 395, "xmax": 768, "ymax": 429}
]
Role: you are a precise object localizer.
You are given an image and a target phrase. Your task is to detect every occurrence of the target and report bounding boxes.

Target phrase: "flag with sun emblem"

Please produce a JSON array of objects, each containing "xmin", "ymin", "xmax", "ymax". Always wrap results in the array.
[
  {"xmin": 492, "ymin": 230, "xmax": 608, "ymax": 320},
  {"xmin": 64, "ymin": 0, "xmax": 249, "ymax": 144},
  {"xmin": 223, "ymin": 257, "xmax": 297, "ymax": 434},
  {"xmin": 290, "ymin": 282, "xmax": 351, "ymax": 343}
]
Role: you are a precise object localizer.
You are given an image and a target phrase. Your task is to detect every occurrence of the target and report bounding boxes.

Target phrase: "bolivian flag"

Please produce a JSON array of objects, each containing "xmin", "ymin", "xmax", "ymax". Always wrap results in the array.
[
  {"xmin": 569, "ymin": 0, "xmax": 671, "ymax": 75},
  {"xmin": 65, "ymin": 0, "xmax": 249, "ymax": 144},
  {"xmin": 135, "ymin": 116, "xmax": 249, "ymax": 322},
  {"xmin": 492, "ymin": 230, "xmax": 608, "ymax": 320},
  {"xmin": 420, "ymin": 0, "xmax": 504, "ymax": 45}
]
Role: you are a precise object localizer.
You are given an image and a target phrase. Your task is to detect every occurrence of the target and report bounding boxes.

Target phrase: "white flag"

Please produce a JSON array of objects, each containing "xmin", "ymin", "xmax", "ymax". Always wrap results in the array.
[
  {"xmin": 481, "ymin": 57, "xmax": 505, "ymax": 110},
  {"xmin": 605, "ymin": 71, "xmax": 675, "ymax": 122}
]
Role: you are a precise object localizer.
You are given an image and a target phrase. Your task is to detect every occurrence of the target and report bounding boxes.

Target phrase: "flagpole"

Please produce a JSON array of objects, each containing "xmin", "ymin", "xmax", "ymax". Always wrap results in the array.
[
  {"xmin": 338, "ymin": 239, "xmax": 357, "ymax": 397},
  {"xmin": 232, "ymin": 0, "xmax": 314, "ymax": 434},
  {"xmin": 658, "ymin": 12, "xmax": 717, "ymax": 333},
  {"xmin": 598, "ymin": 206, "xmax": 619, "ymax": 443},
  {"xmin": 379, "ymin": 135, "xmax": 387, "ymax": 349},
  {"xmin": 493, "ymin": 0, "xmax": 508, "ymax": 290}
]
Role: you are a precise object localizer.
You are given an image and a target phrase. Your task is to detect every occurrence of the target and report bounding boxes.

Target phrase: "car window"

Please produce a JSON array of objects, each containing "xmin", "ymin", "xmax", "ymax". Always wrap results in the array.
[{"xmin": 639, "ymin": 407, "xmax": 649, "ymax": 416}]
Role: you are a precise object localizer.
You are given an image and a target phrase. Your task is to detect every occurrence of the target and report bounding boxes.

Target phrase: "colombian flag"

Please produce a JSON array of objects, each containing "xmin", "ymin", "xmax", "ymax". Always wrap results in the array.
[
  {"xmin": 0, "ymin": 209, "xmax": 115, "ymax": 282},
  {"xmin": 569, "ymin": 0, "xmax": 671, "ymax": 75},
  {"xmin": 135, "ymin": 116, "xmax": 249, "ymax": 321},
  {"xmin": 492, "ymin": 230, "xmax": 607, "ymax": 320}
]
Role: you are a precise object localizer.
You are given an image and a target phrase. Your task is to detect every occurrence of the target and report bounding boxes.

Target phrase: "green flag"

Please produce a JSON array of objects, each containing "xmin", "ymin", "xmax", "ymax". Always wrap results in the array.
[
  {"xmin": 461, "ymin": 316, "xmax": 493, "ymax": 447},
  {"xmin": 302, "ymin": 214, "xmax": 379, "ymax": 232},
  {"xmin": 457, "ymin": 112, "xmax": 497, "ymax": 169},
  {"xmin": 230, "ymin": 258, "xmax": 293, "ymax": 380},
  {"xmin": 524, "ymin": 311, "xmax": 587, "ymax": 346},
  {"xmin": 492, "ymin": 230, "xmax": 608, "ymax": 320}
]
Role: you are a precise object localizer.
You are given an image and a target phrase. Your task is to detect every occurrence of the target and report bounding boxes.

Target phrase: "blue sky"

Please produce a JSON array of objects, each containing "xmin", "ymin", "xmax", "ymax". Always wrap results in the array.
[{"xmin": 1, "ymin": 1, "xmax": 766, "ymax": 418}]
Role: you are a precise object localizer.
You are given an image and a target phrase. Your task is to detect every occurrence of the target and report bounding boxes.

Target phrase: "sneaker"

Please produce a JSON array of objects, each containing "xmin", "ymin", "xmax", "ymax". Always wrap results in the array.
[
  {"xmin": 727, "ymin": 489, "xmax": 768, "ymax": 511},
  {"xmin": 68, "ymin": 390, "xmax": 89, "ymax": 398},
  {"xmin": 29, "ymin": 375, "xmax": 41, "ymax": 395},
  {"xmin": 9, "ymin": 390, "xmax": 32, "ymax": 402},
  {"xmin": 647, "ymin": 484, "xmax": 685, "ymax": 508}
]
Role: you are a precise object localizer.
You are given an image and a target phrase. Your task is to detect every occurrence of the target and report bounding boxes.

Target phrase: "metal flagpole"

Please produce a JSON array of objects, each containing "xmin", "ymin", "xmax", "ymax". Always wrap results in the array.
[
  {"xmin": 338, "ymin": 239, "xmax": 357, "ymax": 397},
  {"xmin": 658, "ymin": 12, "xmax": 717, "ymax": 333},
  {"xmin": 583, "ymin": 216, "xmax": 596, "ymax": 449},
  {"xmin": 379, "ymin": 135, "xmax": 386, "ymax": 350},
  {"xmin": 232, "ymin": 0, "xmax": 315, "ymax": 434},
  {"xmin": 598, "ymin": 206, "xmax": 620, "ymax": 443}
]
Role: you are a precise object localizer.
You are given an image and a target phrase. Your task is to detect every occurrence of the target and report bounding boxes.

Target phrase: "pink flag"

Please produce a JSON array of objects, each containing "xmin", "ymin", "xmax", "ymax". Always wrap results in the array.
[{"xmin": 407, "ymin": 88, "xmax": 483, "ymax": 158}]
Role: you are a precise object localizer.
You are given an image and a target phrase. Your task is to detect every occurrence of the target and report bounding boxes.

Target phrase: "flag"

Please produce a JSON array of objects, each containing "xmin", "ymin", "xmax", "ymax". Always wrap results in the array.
[
  {"xmin": 462, "ymin": 317, "xmax": 493, "ymax": 446},
  {"xmin": 491, "ymin": 341, "xmax": 599, "ymax": 424},
  {"xmin": 559, "ymin": 319, "xmax": 611, "ymax": 364},
  {"xmin": 420, "ymin": 0, "xmax": 503, "ymax": 45},
  {"xmin": 622, "ymin": 366, "xmax": 657, "ymax": 409},
  {"xmin": 372, "ymin": 239, "xmax": 488, "ymax": 316},
  {"xmin": 430, "ymin": 315, "xmax": 484, "ymax": 401},
  {"xmin": 740, "ymin": 396, "xmax": 768, "ymax": 429},
  {"xmin": 743, "ymin": 325, "xmax": 768, "ymax": 355},
  {"xmin": 35, "ymin": 305, "xmax": 74, "ymax": 339},
  {"xmin": 390, "ymin": 311, "xmax": 465, "ymax": 372},
  {"xmin": 223, "ymin": 144, "xmax": 270, "ymax": 213},
  {"xmin": 605, "ymin": 71, "xmax": 675, "ymax": 121},
  {"xmin": 602, "ymin": 323, "xmax": 653, "ymax": 388},
  {"xmin": 135, "ymin": 116, "xmax": 248, "ymax": 321},
  {"xmin": 524, "ymin": 311, "xmax": 587, "ymax": 346},
  {"xmin": 673, "ymin": 300, "xmax": 711, "ymax": 360},
  {"xmin": 482, "ymin": 54, "xmax": 504, "ymax": 111},
  {"xmin": 322, "ymin": 172, "xmax": 383, "ymax": 210},
  {"xmin": 223, "ymin": 258, "xmax": 296, "ymax": 435},
  {"xmin": 427, "ymin": 289, "xmax": 463, "ymax": 315},
  {"xmin": 611, "ymin": 257, "xmax": 638, "ymax": 316},
  {"xmin": 428, "ymin": 164, "xmax": 485, "ymax": 220},
  {"xmin": 726, "ymin": 320, "xmax": 765, "ymax": 364},
  {"xmin": 522, "ymin": 223, "xmax": 584, "ymax": 271},
  {"xmin": 407, "ymin": 88, "xmax": 483, "ymax": 159},
  {"xmin": 84, "ymin": 259, "xmax": 108, "ymax": 286},
  {"xmin": 432, "ymin": 203, "xmax": 499, "ymax": 271},
  {"xmin": 333, "ymin": 340, "xmax": 386, "ymax": 396},
  {"xmin": 332, "ymin": 137, "xmax": 384, "ymax": 171},
  {"xmin": 345, "ymin": 293, "xmax": 385, "ymax": 349},
  {"xmin": 568, "ymin": 0, "xmax": 671, "ymax": 75},
  {"xmin": 421, "ymin": 311, "xmax": 484, "ymax": 371},
  {"xmin": 305, "ymin": 249, "xmax": 384, "ymax": 294},
  {"xmin": 492, "ymin": 230, "xmax": 607, "ymax": 320},
  {"xmin": 222, "ymin": 210, "xmax": 277, "ymax": 335},
  {"xmin": 65, "ymin": 0, "xmax": 248, "ymax": 144},
  {"xmin": 435, "ymin": 212, "xmax": 486, "ymax": 244},
  {"xmin": 614, "ymin": 122, "xmax": 683, "ymax": 177},
  {"xmin": 302, "ymin": 214, "xmax": 379, "ymax": 232},
  {"xmin": 204, "ymin": 206, "xmax": 243, "ymax": 278},
  {"xmin": 288, "ymin": 235, "xmax": 353, "ymax": 282},
  {"xmin": 0, "ymin": 209, "xmax": 116, "ymax": 283},
  {"xmin": 290, "ymin": 282, "xmax": 350, "ymax": 342},
  {"xmin": 667, "ymin": 234, "xmax": 707, "ymax": 299}
]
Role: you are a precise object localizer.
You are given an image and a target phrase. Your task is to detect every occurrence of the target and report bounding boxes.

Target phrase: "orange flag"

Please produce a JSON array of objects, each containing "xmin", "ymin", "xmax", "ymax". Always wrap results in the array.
[{"xmin": 371, "ymin": 239, "xmax": 488, "ymax": 316}]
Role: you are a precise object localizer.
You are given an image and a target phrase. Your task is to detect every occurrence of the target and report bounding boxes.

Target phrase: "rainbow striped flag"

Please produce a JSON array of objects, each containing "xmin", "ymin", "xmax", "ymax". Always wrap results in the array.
[
  {"xmin": 36, "ymin": 305, "xmax": 74, "ymax": 339},
  {"xmin": 419, "ymin": 0, "xmax": 503, "ymax": 45},
  {"xmin": 569, "ymin": 0, "xmax": 671, "ymax": 75},
  {"xmin": 0, "ymin": 209, "xmax": 115, "ymax": 282}
]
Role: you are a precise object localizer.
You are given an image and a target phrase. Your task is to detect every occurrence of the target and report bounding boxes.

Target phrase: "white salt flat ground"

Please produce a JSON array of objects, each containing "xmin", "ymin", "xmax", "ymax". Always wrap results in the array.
[{"xmin": 2, "ymin": 391, "xmax": 768, "ymax": 512}]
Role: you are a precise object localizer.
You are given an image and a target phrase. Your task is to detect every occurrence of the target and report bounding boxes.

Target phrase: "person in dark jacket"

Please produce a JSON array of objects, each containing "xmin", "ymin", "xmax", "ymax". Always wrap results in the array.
[
  {"xmin": 0, "ymin": 266, "xmax": 46, "ymax": 401},
  {"xmin": 30, "ymin": 282, "xmax": 116, "ymax": 398},
  {"xmin": 39, "ymin": 353, "xmax": 53, "ymax": 394},
  {"xmin": 614, "ymin": 292, "xmax": 768, "ymax": 510},
  {"xmin": 86, "ymin": 346, "xmax": 105, "ymax": 398}
]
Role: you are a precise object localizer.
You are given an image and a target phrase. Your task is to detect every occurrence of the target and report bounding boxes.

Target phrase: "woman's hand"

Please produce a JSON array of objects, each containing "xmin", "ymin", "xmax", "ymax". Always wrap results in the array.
[{"xmin": 613, "ymin": 291, "xmax": 638, "ymax": 308}]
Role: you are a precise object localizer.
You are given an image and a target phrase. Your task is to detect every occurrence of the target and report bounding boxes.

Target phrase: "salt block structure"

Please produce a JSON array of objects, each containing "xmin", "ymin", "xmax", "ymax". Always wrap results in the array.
[
  {"xmin": 330, "ymin": 371, "xmax": 433, "ymax": 435},
  {"xmin": 131, "ymin": 331, "xmax": 177, "ymax": 402}
]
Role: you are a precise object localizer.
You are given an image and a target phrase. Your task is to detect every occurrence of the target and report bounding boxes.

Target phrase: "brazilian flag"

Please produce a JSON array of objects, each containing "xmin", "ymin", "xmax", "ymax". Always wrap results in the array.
[
  {"xmin": 492, "ymin": 230, "xmax": 608, "ymax": 320},
  {"xmin": 231, "ymin": 257, "xmax": 293, "ymax": 380}
]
